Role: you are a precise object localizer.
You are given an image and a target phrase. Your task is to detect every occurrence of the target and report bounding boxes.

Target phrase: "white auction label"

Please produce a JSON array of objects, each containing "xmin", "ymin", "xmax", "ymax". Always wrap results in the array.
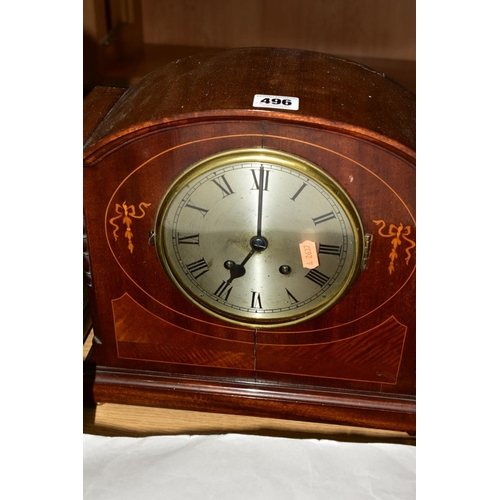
[
  {"xmin": 299, "ymin": 240, "xmax": 319, "ymax": 269},
  {"xmin": 253, "ymin": 94, "xmax": 299, "ymax": 110}
]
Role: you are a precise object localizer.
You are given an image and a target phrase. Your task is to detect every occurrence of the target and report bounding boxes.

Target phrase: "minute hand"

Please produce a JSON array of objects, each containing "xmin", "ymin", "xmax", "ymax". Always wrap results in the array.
[{"xmin": 256, "ymin": 165, "xmax": 265, "ymax": 236}]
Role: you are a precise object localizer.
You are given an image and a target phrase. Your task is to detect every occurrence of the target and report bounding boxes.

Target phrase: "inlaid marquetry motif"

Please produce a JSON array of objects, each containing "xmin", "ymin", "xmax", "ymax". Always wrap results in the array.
[
  {"xmin": 372, "ymin": 220, "xmax": 415, "ymax": 274},
  {"xmin": 109, "ymin": 201, "xmax": 151, "ymax": 253}
]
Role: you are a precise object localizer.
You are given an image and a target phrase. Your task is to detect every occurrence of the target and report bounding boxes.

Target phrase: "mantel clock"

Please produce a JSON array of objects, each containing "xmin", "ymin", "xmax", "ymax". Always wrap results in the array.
[{"xmin": 83, "ymin": 48, "xmax": 416, "ymax": 432}]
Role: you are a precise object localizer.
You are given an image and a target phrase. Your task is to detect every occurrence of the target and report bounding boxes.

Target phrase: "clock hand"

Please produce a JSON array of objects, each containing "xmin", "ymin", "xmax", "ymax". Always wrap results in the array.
[
  {"xmin": 256, "ymin": 165, "xmax": 265, "ymax": 237},
  {"xmin": 225, "ymin": 232, "xmax": 269, "ymax": 283},
  {"xmin": 240, "ymin": 248, "xmax": 256, "ymax": 267},
  {"xmin": 226, "ymin": 249, "xmax": 255, "ymax": 283},
  {"xmin": 225, "ymin": 167, "xmax": 268, "ymax": 283}
]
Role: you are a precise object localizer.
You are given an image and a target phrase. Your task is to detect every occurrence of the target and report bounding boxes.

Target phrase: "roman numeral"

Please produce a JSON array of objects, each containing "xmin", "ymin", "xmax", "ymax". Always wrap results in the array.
[
  {"xmin": 186, "ymin": 258, "xmax": 210, "ymax": 279},
  {"xmin": 214, "ymin": 281, "xmax": 233, "ymax": 301},
  {"xmin": 285, "ymin": 288, "xmax": 299, "ymax": 304},
  {"xmin": 318, "ymin": 243, "xmax": 342, "ymax": 256},
  {"xmin": 177, "ymin": 233, "xmax": 200, "ymax": 245},
  {"xmin": 251, "ymin": 168, "xmax": 270, "ymax": 190},
  {"xmin": 251, "ymin": 291, "xmax": 263, "ymax": 309},
  {"xmin": 290, "ymin": 182, "xmax": 307, "ymax": 201},
  {"xmin": 185, "ymin": 201, "xmax": 209, "ymax": 216},
  {"xmin": 312, "ymin": 211, "xmax": 336, "ymax": 225},
  {"xmin": 212, "ymin": 174, "xmax": 234, "ymax": 197},
  {"xmin": 305, "ymin": 269, "xmax": 330, "ymax": 287}
]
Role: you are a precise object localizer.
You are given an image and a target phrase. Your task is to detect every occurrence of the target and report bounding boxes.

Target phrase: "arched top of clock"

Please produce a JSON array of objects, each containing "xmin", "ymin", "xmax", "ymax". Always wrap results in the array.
[{"xmin": 83, "ymin": 47, "xmax": 415, "ymax": 164}]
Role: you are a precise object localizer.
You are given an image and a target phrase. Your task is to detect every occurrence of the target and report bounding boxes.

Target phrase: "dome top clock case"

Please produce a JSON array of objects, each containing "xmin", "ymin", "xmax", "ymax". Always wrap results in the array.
[{"xmin": 84, "ymin": 47, "xmax": 415, "ymax": 433}]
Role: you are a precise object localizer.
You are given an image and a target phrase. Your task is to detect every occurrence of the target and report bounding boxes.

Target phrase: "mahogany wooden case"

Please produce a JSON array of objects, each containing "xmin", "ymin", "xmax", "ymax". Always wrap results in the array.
[{"xmin": 83, "ymin": 47, "xmax": 416, "ymax": 432}]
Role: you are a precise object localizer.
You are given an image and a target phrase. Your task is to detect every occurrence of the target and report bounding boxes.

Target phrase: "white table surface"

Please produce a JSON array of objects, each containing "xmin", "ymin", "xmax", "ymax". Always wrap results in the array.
[{"xmin": 84, "ymin": 433, "xmax": 415, "ymax": 499}]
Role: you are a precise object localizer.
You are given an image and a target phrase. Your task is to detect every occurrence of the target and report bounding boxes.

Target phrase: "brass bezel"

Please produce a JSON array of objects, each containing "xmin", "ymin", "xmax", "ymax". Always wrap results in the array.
[{"xmin": 155, "ymin": 148, "xmax": 364, "ymax": 329}]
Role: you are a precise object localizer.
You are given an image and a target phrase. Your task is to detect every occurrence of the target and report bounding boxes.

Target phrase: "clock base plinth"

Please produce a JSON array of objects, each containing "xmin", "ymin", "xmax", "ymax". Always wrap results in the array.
[{"xmin": 83, "ymin": 362, "xmax": 416, "ymax": 434}]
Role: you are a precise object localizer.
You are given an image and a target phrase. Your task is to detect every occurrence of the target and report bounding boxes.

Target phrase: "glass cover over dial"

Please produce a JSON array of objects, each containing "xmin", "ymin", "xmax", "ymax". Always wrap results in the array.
[{"xmin": 155, "ymin": 148, "xmax": 364, "ymax": 328}]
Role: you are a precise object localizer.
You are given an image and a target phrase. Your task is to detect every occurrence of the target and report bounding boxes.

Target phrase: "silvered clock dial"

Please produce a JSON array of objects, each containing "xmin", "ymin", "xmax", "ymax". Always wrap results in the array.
[{"xmin": 154, "ymin": 148, "xmax": 365, "ymax": 328}]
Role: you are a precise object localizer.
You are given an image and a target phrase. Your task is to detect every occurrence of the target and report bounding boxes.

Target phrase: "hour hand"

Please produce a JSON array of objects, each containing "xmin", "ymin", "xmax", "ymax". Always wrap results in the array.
[
  {"xmin": 224, "ymin": 230, "xmax": 270, "ymax": 283},
  {"xmin": 224, "ymin": 249, "xmax": 255, "ymax": 283}
]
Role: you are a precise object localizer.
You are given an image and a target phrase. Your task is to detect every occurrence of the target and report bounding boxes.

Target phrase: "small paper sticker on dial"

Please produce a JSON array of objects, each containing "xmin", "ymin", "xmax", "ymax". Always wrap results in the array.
[
  {"xmin": 299, "ymin": 240, "xmax": 319, "ymax": 269},
  {"xmin": 253, "ymin": 94, "xmax": 299, "ymax": 110}
]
